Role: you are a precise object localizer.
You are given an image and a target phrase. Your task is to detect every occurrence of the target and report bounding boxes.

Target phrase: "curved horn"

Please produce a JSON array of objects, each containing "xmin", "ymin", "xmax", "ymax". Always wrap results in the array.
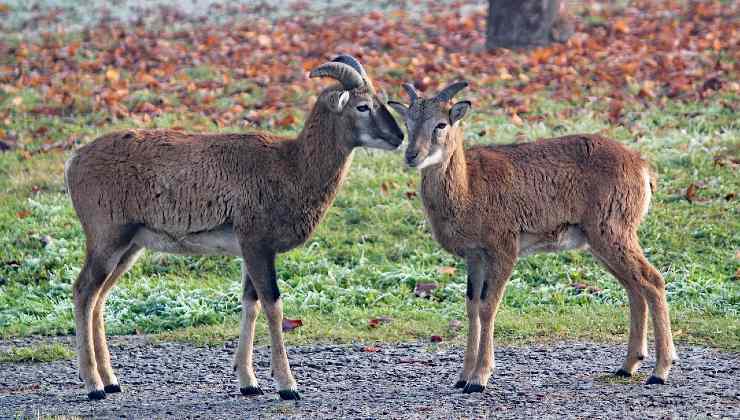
[
  {"xmin": 402, "ymin": 83, "xmax": 419, "ymax": 102},
  {"xmin": 434, "ymin": 81, "xmax": 469, "ymax": 102},
  {"xmin": 309, "ymin": 62, "xmax": 364, "ymax": 90},
  {"xmin": 331, "ymin": 54, "xmax": 367, "ymax": 79},
  {"xmin": 332, "ymin": 54, "xmax": 375, "ymax": 91}
]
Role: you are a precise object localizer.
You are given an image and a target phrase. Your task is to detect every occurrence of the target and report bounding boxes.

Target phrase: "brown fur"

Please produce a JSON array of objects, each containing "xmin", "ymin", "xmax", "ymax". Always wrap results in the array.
[
  {"xmin": 66, "ymin": 62, "xmax": 404, "ymax": 400},
  {"xmin": 422, "ymin": 134, "xmax": 650, "ymax": 257},
  {"xmin": 392, "ymin": 87, "xmax": 676, "ymax": 393}
]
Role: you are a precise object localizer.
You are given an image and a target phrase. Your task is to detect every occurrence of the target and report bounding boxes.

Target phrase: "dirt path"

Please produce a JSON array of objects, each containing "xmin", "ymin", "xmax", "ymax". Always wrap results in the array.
[{"xmin": 1, "ymin": 337, "xmax": 738, "ymax": 419}]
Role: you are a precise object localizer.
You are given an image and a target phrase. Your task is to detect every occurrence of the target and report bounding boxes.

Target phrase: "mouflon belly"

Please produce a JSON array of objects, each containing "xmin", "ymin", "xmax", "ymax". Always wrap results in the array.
[
  {"xmin": 132, "ymin": 224, "xmax": 241, "ymax": 256},
  {"xmin": 518, "ymin": 225, "xmax": 588, "ymax": 257}
]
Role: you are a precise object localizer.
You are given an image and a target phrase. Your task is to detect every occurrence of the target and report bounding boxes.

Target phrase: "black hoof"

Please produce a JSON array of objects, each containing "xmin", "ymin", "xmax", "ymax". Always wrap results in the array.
[
  {"xmin": 240, "ymin": 386, "xmax": 264, "ymax": 396},
  {"xmin": 462, "ymin": 383, "xmax": 485, "ymax": 394},
  {"xmin": 104, "ymin": 384, "xmax": 121, "ymax": 394},
  {"xmin": 454, "ymin": 380, "xmax": 467, "ymax": 389},
  {"xmin": 614, "ymin": 369, "xmax": 632, "ymax": 378},
  {"xmin": 87, "ymin": 390, "xmax": 106, "ymax": 400},
  {"xmin": 646, "ymin": 376, "xmax": 666, "ymax": 385},
  {"xmin": 278, "ymin": 389, "xmax": 301, "ymax": 400}
]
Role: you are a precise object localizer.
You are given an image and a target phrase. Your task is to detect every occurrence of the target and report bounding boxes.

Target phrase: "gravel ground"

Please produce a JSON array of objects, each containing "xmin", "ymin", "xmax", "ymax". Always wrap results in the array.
[{"xmin": 1, "ymin": 337, "xmax": 738, "ymax": 419}]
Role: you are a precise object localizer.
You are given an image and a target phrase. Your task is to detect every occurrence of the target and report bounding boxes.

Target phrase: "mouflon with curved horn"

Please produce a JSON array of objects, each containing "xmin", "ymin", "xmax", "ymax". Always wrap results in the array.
[{"xmin": 65, "ymin": 55, "xmax": 403, "ymax": 401}]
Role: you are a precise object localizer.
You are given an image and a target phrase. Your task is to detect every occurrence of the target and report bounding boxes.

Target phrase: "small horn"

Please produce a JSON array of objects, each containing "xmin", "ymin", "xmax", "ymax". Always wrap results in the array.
[
  {"xmin": 309, "ymin": 62, "xmax": 364, "ymax": 90},
  {"xmin": 402, "ymin": 83, "xmax": 419, "ymax": 102},
  {"xmin": 434, "ymin": 81, "xmax": 469, "ymax": 102}
]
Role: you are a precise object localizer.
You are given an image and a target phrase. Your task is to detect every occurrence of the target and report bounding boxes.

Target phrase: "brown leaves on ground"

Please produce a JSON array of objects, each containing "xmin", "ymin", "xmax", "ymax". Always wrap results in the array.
[{"xmin": 0, "ymin": 0, "xmax": 737, "ymax": 149}]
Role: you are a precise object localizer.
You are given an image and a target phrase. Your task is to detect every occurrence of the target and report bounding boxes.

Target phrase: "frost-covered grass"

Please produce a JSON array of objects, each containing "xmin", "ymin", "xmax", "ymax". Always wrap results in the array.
[{"xmin": 1, "ymin": 93, "xmax": 737, "ymax": 350}]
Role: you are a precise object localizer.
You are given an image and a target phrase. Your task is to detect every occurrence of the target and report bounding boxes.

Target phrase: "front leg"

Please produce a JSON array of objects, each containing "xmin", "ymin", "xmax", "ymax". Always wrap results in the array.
[
  {"xmin": 463, "ymin": 248, "xmax": 516, "ymax": 394},
  {"xmin": 234, "ymin": 264, "xmax": 263, "ymax": 396},
  {"xmin": 455, "ymin": 254, "xmax": 484, "ymax": 388},
  {"xmin": 241, "ymin": 246, "xmax": 299, "ymax": 400}
]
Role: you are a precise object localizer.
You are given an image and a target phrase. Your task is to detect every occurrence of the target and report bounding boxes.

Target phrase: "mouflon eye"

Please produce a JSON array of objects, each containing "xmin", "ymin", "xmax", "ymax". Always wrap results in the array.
[
  {"xmin": 356, "ymin": 105, "xmax": 370, "ymax": 112},
  {"xmin": 435, "ymin": 122, "xmax": 447, "ymax": 130}
]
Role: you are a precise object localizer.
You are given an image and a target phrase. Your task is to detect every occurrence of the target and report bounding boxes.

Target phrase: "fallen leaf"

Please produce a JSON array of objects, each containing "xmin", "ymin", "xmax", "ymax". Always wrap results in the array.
[
  {"xmin": 282, "ymin": 318, "xmax": 303, "ymax": 332},
  {"xmin": 572, "ymin": 283, "xmax": 602, "ymax": 295},
  {"xmin": 363, "ymin": 346, "xmax": 380, "ymax": 352},
  {"xmin": 430, "ymin": 335, "xmax": 443, "ymax": 343},
  {"xmin": 685, "ymin": 183, "xmax": 698, "ymax": 203},
  {"xmin": 16, "ymin": 209, "xmax": 31, "ymax": 219},
  {"xmin": 405, "ymin": 191, "xmax": 417, "ymax": 199},
  {"xmin": 275, "ymin": 114, "xmax": 297, "ymax": 127},
  {"xmin": 438, "ymin": 266, "xmax": 456, "ymax": 276},
  {"xmin": 587, "ymin": 286, "xmax": 603, "ymax": 295},
  {"xmin": 613, "ymin": 19, "xmax": 630, "ymax": 34},
  {"xmin": 368, "ymin": 316, "xmax": 392, "ymax": 328},
  {"xmin": 572, "ymin": 283, "xmax": 587, "ymax": 292},
  {"xmin": 414, "ymin": 282, "xmax": 438, "ymax": 298},
  {"xmin": 106, "ymin": 68, "xmax": 120, "ymax": 83}
]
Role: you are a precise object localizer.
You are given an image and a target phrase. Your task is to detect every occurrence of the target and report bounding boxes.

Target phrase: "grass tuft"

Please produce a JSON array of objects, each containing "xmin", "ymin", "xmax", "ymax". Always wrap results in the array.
[{"xmin": 0, "ymin": 343, "xmax": 74, "ymax": 363}]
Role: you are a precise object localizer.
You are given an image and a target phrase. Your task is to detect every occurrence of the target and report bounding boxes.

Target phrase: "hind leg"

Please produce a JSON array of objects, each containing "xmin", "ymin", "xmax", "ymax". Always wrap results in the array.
[
  {"xmin": 92, "ymin": 244, "xmax": 143, "ymax": 393},
  {"xmin": 74, "ymin": 227, "xmax": 135, "ymax": 400},
  {"xmin": 589, "ymin": 234, "xmax": 676, "ymax": 384},
  {"xmin": 591, "ymin": 252, "xmax": 648, "ymax": 376}
]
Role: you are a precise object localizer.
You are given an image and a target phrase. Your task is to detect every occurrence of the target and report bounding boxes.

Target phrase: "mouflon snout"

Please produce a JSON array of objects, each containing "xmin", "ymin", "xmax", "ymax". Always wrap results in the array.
[{"xmin": 376, "ymin": 103, "xmax": 405, "ymax": 148}]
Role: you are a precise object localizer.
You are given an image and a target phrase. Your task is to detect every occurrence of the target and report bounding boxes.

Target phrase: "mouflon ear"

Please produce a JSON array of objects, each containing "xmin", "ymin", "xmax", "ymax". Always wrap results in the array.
[
  {"xmin": 387, "ymin": 101, "xmax": 408, "ymax": 118},
  {"xmin": 325, "ymin": 90, "xmax": 351, "ymax": 113},
  {"xmin": 449, "ymin": 101, "xmax": 471, "ymax": 125}
]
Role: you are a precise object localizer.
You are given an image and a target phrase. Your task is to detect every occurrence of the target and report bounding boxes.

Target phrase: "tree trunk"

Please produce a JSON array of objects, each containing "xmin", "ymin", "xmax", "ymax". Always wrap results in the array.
[{"xmin": 486, "ymin": 0, "xmax": 573, "ymax": 50}]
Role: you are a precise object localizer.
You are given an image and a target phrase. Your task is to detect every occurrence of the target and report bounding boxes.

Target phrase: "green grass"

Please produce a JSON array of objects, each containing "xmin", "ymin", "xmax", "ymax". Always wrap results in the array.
[
  {"xmin": 0, "ymin": 343, "xmax": 74, "ymax": 363},
  {"xmin": 154, "ymin": 304, "xmax": 738, "ymax": 351},
  {"xmin": 0, "ymin": 89, "xmax": 738, "ymax": 351}
]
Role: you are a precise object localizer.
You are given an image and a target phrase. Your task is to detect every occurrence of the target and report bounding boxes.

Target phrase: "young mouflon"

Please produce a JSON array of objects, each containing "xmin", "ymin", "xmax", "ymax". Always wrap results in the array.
[
  {"xmin": 389, "ymin": 82, "xmax": 677, "ymax": 393},
  {"xmin": 65, "ymin": 55, "xmax": 404, "ymax": 401}
]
